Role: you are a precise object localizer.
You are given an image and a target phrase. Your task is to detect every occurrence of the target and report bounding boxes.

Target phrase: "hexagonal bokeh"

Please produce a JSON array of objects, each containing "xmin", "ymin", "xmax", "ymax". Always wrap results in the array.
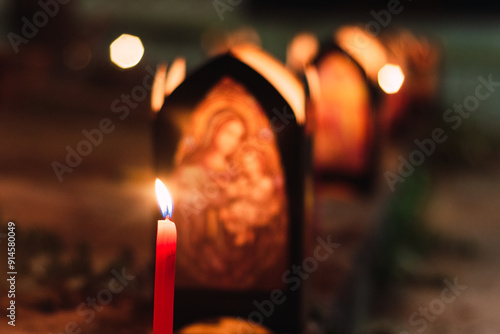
[{"xmin": 109, "ymin": 33, "xmax": 144, "ymax": 69}]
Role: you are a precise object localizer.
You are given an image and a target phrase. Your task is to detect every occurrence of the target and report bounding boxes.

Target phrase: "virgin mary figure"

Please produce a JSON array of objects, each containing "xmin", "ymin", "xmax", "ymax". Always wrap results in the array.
[{"xmin": 169, "ymin": 77, "xmax": 288, "ymax": 290}]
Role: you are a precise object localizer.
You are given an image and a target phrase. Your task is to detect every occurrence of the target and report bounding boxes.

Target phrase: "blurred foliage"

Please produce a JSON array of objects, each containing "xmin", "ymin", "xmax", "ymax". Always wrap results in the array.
[{"xmin": 372, "ymin": 167, "xmax": 433, "ymax": 289}]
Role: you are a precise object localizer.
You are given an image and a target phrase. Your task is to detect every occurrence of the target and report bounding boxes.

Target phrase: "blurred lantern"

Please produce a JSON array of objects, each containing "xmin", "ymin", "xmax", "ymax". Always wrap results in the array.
[
  {"xmin": 153, "ymin": 43, "xmax": 306, "ymax": 332},
  {"xmin": 302, "ymin": 41, "xmax": 377, "ymax": 193},
  {"xmin": 377, "ymin": 27, "xmax": 441, "ymax": 139},
  {"xmin": 334, "ymin": 25, "xmax": 426, "ymax": 141},
  {"xmin": 109, "ymin": 34, "xmax": 144, "ymax": 69}
]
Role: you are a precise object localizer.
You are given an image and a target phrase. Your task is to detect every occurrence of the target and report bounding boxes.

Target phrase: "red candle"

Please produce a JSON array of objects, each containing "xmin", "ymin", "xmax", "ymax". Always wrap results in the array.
[{"xmin": 154, "ymin": 179, "xmax": 176, "ymax": 334}]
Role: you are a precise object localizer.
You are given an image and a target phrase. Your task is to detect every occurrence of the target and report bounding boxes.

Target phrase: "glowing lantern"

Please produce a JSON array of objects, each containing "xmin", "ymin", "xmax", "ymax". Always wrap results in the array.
[
  {"xmin": 153, "ymin": 43, "xmax": 306, "ymax": 332},
  {"xmin": 304, "ymin": 42, "xmax": 377, "ymax": 192},
  {"xmin": 378, "ymin": 64, "xmax": 405, "ymax": 94},
  {"xmin": 109, "ymin": 34, "xmax": 144, "ymax": 69}
]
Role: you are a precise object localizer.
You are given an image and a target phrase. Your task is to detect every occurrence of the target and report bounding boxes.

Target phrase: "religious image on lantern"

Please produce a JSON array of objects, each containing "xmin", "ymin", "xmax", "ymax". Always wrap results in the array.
[
  {"xmin": 313, "ymin": 51, "xmax": 372, "ymax": 175},
  {"xmin": 168, "ymin": 77, "xmax": 288, "ymax": 290}
]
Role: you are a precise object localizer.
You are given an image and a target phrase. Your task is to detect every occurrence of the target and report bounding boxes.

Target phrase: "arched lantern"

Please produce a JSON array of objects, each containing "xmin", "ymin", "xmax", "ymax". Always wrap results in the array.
[
  {"xmin": 335, "ymin": 25, "xmax": 434, "ymax": 140},
  {"xmin": 337, "ymin": 25, "xmax": 409, "ymax": 138},
  {"xmin": 153, "ymin": 44, "xmax": 307, "ymax": 333},
  {"xmin": 302, "ymin": 39, "xmax": 378, "ymax": 193}
]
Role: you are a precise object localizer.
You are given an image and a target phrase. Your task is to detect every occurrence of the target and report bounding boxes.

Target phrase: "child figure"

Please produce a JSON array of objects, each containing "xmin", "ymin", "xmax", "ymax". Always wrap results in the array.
[{"xmin": 221, "ymin": 141, "xmax": 282, "ymax": 246}]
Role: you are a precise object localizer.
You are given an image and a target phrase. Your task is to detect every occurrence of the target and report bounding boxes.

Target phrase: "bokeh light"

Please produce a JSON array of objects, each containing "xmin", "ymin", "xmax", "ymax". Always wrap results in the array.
[
  {"xmin": 378, "ymin": 64, "xmax": 405, "ymax": 94},
  {"xmin": 287, "ymin": 32, "xmax": 319, "ymax": 72},
  {"xmin": 109, "ymin": 34, "xmax": 144, "ymax": 69}
]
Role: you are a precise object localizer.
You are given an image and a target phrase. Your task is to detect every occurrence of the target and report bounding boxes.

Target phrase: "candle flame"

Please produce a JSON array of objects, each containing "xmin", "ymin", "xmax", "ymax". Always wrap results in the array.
[{"xmin": 155, "ymin": 179, "xmax": 173, "ymax": 219}]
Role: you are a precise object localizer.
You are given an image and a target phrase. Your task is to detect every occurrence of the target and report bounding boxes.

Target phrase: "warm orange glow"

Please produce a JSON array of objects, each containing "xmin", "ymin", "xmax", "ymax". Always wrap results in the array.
[
  {"xmin": 164, "ymin": 57, "xmax": 186, "ymax": 96},
  {"xmin": 151, "ymin": 63, "xmax": 168, "ymax": 112},
  {"xmin": 155, "ymin": 179, "xmax": 173, "ymax": 218},
  {"xmin": 151, "ymin": 58, "xmax": 186, "ymax": 113},
  {"xmin": 110, "ymin": 34, "xmax": 144, "ymax": 69},
  {"xmin": 335, "ymin": 26, "xmax": 388, "ymax": 82},
  {"xmin": 378, "ymin": 64, "xmax": 405, "ymax": 94},
  {"xmin": 287, "ymin": 32, "xmax": 319, "ymax": 72},
  {"xmin": 313, "ymin": 52, "xmax": 371, "ymax": 173},
  {"xmin": 304, "ymin": 65, "xmax": 321, "ymax": 105},
  {"xmin": 231, "ymin": 43, "xmax": 305, "ymax": 125}
]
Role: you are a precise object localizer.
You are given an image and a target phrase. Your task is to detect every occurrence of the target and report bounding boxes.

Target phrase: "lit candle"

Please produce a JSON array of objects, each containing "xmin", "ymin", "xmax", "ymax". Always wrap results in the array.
[{"xmin": 154, "ymin": 179, "xmax": 177, "ymax": 334}]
